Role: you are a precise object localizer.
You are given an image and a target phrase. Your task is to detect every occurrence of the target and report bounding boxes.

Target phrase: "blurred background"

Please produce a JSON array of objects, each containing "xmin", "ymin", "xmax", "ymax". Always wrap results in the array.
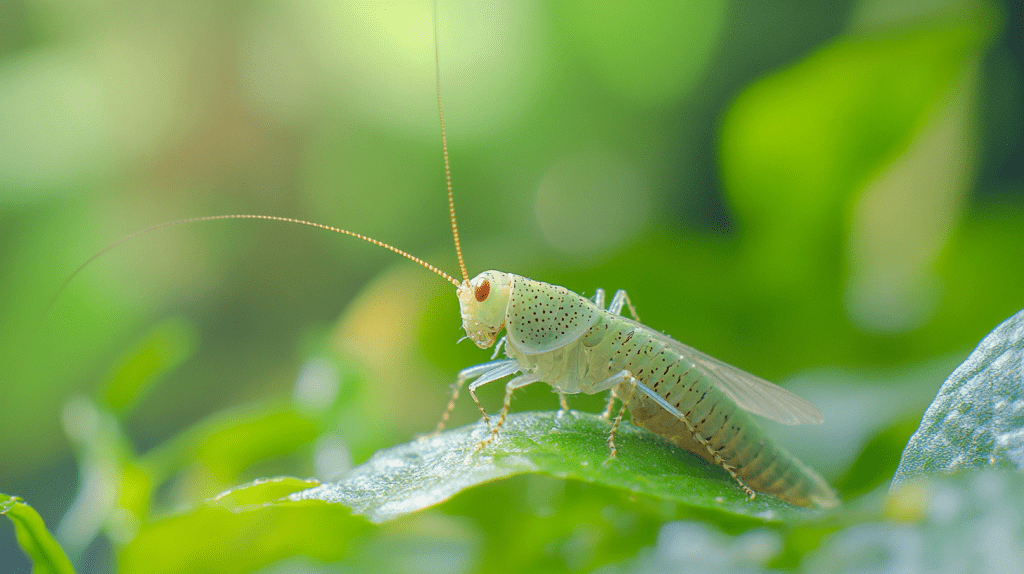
[{"xmin": 1, "ymin": 0, "xmax": 1021, "ymax": 571}]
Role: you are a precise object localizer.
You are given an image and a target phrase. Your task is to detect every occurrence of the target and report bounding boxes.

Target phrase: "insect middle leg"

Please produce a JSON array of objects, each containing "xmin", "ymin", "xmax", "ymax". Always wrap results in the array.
[
  {"xmin": 587, "ymin": 370, "xmax": 641, "ymax": 457},
  {"xmin": 593, "ymin": 287, "xmax": 640, "ymax": 422},
  {"xmin": 606, "ymin": 386, "xmax": 637, "ymax": 458},
  {"xmin": 607, "ymin": 289, "xmax": 640, "ymax": 322}
]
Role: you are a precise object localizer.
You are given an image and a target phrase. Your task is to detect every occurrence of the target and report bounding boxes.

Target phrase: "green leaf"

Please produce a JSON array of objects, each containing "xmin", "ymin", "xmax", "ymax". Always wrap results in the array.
[
  {"xmin": 719, "ymin": 6, "xmax": 997, "ymax": 283},
  {"xmin": 118, "ymin": 478, "xmax": 367, "ymax": 574},
  {"xmin": 290, "ymin": 411, "xmax": 819, "ymax": 524},
  {"xmin": 205, "ymin": 476, "xmax": 320, "ymax": 509},
  {"xmin": 101, "ymin": 317, "xmax": 197, "ymax": 415},
  {"xmin": 835, "ymin": 416, "xmax": 922, "ymax": 499},
  {"xmin": 893, "ymin": 309, "xmax": 1024, "ymax": 486},
  {"xmin": 1, "ymin": 493, "xmax": 75, "ymax": 574}
]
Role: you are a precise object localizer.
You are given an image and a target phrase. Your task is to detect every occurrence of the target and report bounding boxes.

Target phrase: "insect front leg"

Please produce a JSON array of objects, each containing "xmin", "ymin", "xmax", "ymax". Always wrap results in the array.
[
  {"xmin": 464, "ymin": 360, "xmax": 520, "ymax": 426},
  {"xmin": 474, "ymin": 373, "xmax": 543, "ymax": 452},
  {"xmin": 490, "ymin": 336, "xmax": 507, "ymax": 360},
  {"xmin": 434, "ymin": 359, "xmax": 519, "ymax": 434}
]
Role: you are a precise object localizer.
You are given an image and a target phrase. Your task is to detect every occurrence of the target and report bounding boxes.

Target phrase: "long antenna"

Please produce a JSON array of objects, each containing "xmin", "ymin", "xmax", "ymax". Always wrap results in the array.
[
  {"xmin": 434, "ymin": 3, "xmax": 469, "ymax": 284},
  {"xmin": 47, "ymin": 214, "xmax": 461, "ymax": 314},
  {"xmin": 49, "ymin": 7, "xmax": 471, "ymax": 314}
]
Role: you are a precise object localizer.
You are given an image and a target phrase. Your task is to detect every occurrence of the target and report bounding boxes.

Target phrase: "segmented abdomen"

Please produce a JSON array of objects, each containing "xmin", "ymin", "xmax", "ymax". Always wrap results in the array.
[{"xmin": 582, "ymin": 316, "xmax": 838, "ymax": 508}]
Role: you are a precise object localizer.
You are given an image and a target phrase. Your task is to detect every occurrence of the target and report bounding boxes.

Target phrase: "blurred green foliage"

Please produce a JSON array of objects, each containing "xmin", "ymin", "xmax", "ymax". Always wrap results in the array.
[
  {"xmin": 1, "ymin": 494, "xmax": 74, "ymax": 574},
  {"xmin": 1, "ymin": 0, "xmax": 1022, "ymax": 571}
]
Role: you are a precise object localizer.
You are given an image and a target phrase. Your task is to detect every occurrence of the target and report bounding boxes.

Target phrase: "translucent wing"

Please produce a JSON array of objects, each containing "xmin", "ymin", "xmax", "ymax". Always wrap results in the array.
[{"xmin": 647, "ymin": 329, "xmax": 823, "ymax": 425}]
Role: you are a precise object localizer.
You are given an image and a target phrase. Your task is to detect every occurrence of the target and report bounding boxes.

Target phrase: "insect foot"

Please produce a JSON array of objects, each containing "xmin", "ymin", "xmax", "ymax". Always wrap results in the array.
[
  {"xmin": 472, "ymin": 426, "xmax": 501, "ymax": 454},
  {"xmin": 606, "ymin": 401, "xmax": 630, "ymax": 459},
  {"xmin": 721, "ymin": 463, "xmax": 756, "ymax": 500}
]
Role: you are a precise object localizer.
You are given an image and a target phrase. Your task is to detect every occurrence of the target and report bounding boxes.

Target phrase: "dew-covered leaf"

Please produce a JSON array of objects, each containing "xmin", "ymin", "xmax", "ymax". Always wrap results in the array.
[
  {"xmin": 893, "ymin": 309, "xmax": 1024, "ymax": 486},
  {"xmin": 1, "ymin": 493, "xmax": 75, "ymax": 574},
  {"xmin": 290, "ymin": 410, "xmax": 819, "ymax": 524}
]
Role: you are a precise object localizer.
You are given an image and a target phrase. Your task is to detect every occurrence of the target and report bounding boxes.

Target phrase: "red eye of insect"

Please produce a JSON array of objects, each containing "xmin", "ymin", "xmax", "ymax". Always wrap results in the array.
[{"xmin": 475, "ymin": 279, "xmax": 490, "ymax": 302}]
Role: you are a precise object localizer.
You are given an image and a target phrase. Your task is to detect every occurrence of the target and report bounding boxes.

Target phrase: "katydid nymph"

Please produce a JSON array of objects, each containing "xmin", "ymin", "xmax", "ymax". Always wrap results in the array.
[{"xmin": 58, "ymin": 8, "xmax": 839, "ymax": 510}]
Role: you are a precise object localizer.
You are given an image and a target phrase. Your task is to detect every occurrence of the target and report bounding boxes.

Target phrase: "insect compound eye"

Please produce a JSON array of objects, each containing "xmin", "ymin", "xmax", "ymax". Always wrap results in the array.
[{"xmin": 474, "ymin": 279, "xmax": 491, "ymax": 302}]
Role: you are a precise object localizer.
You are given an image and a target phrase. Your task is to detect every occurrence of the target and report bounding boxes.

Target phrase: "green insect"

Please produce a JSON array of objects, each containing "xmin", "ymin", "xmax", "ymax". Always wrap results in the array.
[
  {"xmin": 444, "ymin": 267, "xmax": 839, "ymax": 509},
  {"xmin": 60, "ymin": 8, "xmax": 838, "ymax": 510}
]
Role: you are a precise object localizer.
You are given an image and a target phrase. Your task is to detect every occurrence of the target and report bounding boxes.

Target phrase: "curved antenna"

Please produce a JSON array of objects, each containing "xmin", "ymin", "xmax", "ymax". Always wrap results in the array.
[
  {"xmin": 47, "ymin": 214, "xmax": 461, "ymax": 314},
  {"xmin": 433, "ymin": 3, "xmax": 469, "ymax": 284},
  {"xmin": 50, "ymin": 7, "xmax": 472, "ymax": 313}
]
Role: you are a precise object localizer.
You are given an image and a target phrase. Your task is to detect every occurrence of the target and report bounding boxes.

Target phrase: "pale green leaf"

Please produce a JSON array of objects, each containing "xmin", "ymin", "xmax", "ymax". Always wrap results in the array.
[{"xmin": 893, "ymin": 309, "xmax": 1024, "ymax": 486}]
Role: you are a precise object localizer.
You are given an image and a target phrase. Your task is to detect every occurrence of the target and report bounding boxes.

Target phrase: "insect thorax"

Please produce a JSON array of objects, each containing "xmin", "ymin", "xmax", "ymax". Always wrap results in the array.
[{"xmin": 504, "ymin": 277, "xmax": 599, "ymax": 355}]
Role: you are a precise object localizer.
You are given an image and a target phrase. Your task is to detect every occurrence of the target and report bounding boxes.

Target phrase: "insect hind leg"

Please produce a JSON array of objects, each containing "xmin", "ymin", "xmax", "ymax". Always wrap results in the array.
[
  {"xmin": 628, "ymin": 378, "xmax": 755, "ymax": 500},
  {"xmin": 595, "ymin": 369, "xmax": 755, "ymax": 500}
]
